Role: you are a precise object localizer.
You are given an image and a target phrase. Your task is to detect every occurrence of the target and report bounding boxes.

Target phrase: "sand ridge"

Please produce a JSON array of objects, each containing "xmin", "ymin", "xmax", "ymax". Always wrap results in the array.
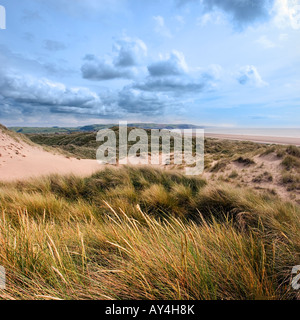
[{"xmin": 0, "ymin": 128, "xmax": 103, "ymax": 181}]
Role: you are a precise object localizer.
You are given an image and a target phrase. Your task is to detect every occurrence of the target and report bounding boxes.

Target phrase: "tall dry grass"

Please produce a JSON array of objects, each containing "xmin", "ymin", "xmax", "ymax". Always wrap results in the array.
[{"xmin": 0, "ymin": 166, "xmax": 299, "ymax": 300}]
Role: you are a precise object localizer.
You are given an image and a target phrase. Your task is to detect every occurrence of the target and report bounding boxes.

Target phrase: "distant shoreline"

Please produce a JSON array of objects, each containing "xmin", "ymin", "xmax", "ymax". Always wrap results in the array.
[{"xmin": 204, "ymin": 133, "xmax": 300, "ymax": 146}]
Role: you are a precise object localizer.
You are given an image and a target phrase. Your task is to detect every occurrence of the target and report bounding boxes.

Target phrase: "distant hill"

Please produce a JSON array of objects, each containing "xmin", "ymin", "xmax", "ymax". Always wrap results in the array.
[{"xmin": 9, "ymin": 123, "xmax": 206, "ymax": 134}]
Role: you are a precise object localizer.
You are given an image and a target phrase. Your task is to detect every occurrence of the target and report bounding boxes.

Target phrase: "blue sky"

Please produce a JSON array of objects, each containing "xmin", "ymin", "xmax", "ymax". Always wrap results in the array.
[{"xmin": 0, "ymin": 0, "xmax": 299, "ymax": 127}]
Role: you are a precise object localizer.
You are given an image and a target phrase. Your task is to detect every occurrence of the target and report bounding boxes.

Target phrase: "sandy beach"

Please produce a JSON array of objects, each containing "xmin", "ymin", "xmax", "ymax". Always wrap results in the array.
[{"xmin": 205, "ymin": 133, "xmax": 300, "ymax": 146}]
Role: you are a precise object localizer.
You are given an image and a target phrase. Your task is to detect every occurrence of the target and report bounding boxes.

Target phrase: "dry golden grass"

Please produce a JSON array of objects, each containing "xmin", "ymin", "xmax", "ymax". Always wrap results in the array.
[{"xmin": 0, "ymin": 166, "xmax": 299, "ymax": 300}]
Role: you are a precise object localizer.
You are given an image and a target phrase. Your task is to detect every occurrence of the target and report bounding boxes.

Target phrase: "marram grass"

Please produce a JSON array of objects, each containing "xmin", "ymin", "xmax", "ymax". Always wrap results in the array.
[{"xmin": 0, "ymin": 166, "xmax": 299, "ymax": 300}]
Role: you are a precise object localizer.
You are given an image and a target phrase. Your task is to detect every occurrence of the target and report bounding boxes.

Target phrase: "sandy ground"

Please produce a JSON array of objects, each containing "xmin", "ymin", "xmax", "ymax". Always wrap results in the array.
[
  {"xmin": 0, "ymin": 129, "xmax": 103, "ymax": 182},
  {"xmin": 204, "ymin": 133, "xmax": 300, "ymax": 146}
]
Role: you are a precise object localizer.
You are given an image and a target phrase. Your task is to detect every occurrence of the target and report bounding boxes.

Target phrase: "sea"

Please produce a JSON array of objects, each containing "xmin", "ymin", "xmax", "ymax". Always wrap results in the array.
[{"xmin": 204, "ymin": 128, "xmax": 300, "ymax": 138}]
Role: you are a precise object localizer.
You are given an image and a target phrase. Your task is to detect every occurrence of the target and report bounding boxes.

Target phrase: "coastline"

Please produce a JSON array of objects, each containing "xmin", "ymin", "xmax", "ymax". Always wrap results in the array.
[{"xmin": 204, "ymin": 133, "xmax": 300, "ymax": 146}]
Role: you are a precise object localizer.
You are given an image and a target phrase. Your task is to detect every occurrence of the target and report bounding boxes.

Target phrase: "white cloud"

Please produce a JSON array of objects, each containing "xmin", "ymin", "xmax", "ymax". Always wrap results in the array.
[
  {"xmin": 136, "ymin": 52, "xmax": 222, "ymax": 94},
  {"xmin": 273, "ymin": 0, "xmax": 300, "ymax": 29},
  {"xmin": 81, "ymin": 55, "xmax": 135, "ymax": 80},
  {"xmin": 196, "ymin": 12, "xmax": 225, "ymax": 26},
  {"xmin": 237, "ymin": 65, "xmax": 268, "ymax": 88},
  {"xmin": 279, "ymin": 33, "xmax": 289, "ymax": 40},
  {"xmin": 118, "ymin": 87, "xmax": 181, "ymax": 115},
  {"xmin": 153, "ymin": 16, "xmax": 172, "ymax": 38},
  {"xmin": 113, "ymin": 37, "xmax": 147, "ymax": 67},
  {"xmin": 81, "ymin": 37, "xmax": 147, "ymax": 80},
  {"xmin": 0, "ymin": 72, "xmax": 98, "ymax": 106},
  {"xmin": 256, "ymin": 35, "xmax": 276, "ymax": 48},
  {"xmin": 0, "ymin": 69, "xmax": 115, "ymax": 118},
  {"xmin": 174, "ymin": 15, "xmax": 185, "ymax": 25},
  {"xmin": 148, "ymin": 51, "xmax": 189, "ymax": 77}
]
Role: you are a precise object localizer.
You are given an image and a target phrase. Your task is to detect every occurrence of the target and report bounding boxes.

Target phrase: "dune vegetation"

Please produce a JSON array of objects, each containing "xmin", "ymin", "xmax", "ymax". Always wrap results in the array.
[
  {"xmin": 0, "ymin": 166, "xmax": 299, "ymax": 300},
  {"xmin": 27, "ymin": 129, "xmax": 300, "ymax": 203}
]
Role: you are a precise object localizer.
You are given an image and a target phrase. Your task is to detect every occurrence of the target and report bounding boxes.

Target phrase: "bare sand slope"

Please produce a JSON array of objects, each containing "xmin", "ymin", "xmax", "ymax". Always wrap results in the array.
[
  {"xmin": 205, "ymin": 133, "xmax": 300, "ymax": 146},
  {"xmin": 0, "ymin": 128, "xmax": 103, "ymax": 182}
]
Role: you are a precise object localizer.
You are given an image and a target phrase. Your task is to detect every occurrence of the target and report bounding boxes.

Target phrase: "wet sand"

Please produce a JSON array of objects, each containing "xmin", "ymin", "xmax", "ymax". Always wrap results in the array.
[{"xmin": 204, "ymin": 133, "xmax": 300, "ymax": 146}]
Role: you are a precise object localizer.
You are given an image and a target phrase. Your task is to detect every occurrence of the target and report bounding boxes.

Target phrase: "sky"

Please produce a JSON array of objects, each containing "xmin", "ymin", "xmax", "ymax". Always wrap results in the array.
[{"xmin": 0, "ymin": 0, "xmax": 299, "ymax": 127}]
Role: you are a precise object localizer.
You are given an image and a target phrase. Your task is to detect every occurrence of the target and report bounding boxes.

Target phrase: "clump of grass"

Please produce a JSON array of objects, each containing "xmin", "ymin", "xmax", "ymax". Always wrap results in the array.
[
  {"xmin": 234, "ymin": 157, "xmax": 255, "ymax": 166},
  {"xmin": 229, "ymin": 170, "xmax": 239, "ymax": 179},
  {"xmin": 282, "ymin": 156, "xmax": 300, "ymax": 171},
  {"xmin": 286, "ymin": 145, "xmax": 300, "ymax": 158},
  {"xmin": 210, "ymin": 160, "xmax": 228, "ymax": 173},
  {"xmin": 282, "ymin": 172, "xmax": 299, "ymax": 184},
  {"xmin": 260, "ymin": 146, "xmax": 276, "ymax": 156},
  {"xmin": 0, "ymin": 167, "xmax": 299, "ymax": 300},
  {"xmin": 276, "ymin": 150, "xmax": 285, "ymax": 158},
  {"xmin": 252, "ymin": 171, "xmax": 273, "ymax": 183},
  {"xmin": 281, "ymin": 172, "xmax": 300, "ymax": 191}
]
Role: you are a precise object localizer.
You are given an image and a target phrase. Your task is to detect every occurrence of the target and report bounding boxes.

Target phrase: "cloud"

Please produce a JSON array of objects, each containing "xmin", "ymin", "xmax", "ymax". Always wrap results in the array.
[
  {"xmin": 0, "ymin": 45, "xmax": 73, "ymax": 78},
  {"xmin": 135, "ymin": 51, "xmax": 221, "ymax": 94},
  {"xmin": 134, "ymin": 76, "xmax": 207, "ymax": 93},
  {"xmin": 174, "ymin": 15, "xmax": 185, "ymax": 25},
  {"xmin": 81, "ymin": 55, "xmax": 134, "ymax": 80},
  {"xmin": 81, "ymin": 37, "xmax": 147, "ymax": 81},
  {"xmin": 0, "ymin": 69, "xmax": 177, "ymax": 120},
  {"xmin": 23, "ymin": 33, "xmax": 35, "ymax": 42},
  {"xmin": 279, "ymin": 33, "xmax": 289, "ymax": 41},
  {"xmin": 273, "ymin": 0, "xmax": 300, "ymax": 29},
  {"xmin": 44, "ymin": 40, "xmax": 66, "ymax": 52},
  {"xmin": 153, "ymin": 16, "xmax": 172, "ymax": 37},
  {"xmin": 198, "ymin": 64, "xmax": 223, "ymax": 80},
  {"xmin": 196, "ymin": 11, "xmax": 225, "ymax": 26},
  {"xmin": 134, "ymin": 69, "xmax": 221, "ymax": 94},
  {"xmin": 113, "ymin": 37, "xmax": 147, "ymax": 67},
  {"xmin": 148, "ymin": 51, "xmax": 188, "ymax": 77},
  {"xmin": 117, "ymin": 87, "xmax": 180, "ymax": 115},
  {"xmin": 237, "ymin": 65, "xmax": 268, "ymax": 87},
  {"xmin": 21, "ymin": 10, "xmax": 43, "ymax": 22},
  {"xmin": 256, "ymin": 35, "xmax": 276, "ymax": 48},
  {"xmin": 0, "ymin": 70, "xmax": 109, "ymax": 116},
  {"xmin": 178, "ymin": 0, "xmax": 276, "ymax": 28},
  {"xmin": 33, "ymin": 0, "xmax": 128, "ymax": 17}
]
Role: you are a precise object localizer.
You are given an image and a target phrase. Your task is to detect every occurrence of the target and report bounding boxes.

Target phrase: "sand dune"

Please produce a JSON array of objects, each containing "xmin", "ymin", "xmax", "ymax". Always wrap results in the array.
[{"xmin": 0, "ymin": 127, "xmax": 102, "ymax": 182}]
